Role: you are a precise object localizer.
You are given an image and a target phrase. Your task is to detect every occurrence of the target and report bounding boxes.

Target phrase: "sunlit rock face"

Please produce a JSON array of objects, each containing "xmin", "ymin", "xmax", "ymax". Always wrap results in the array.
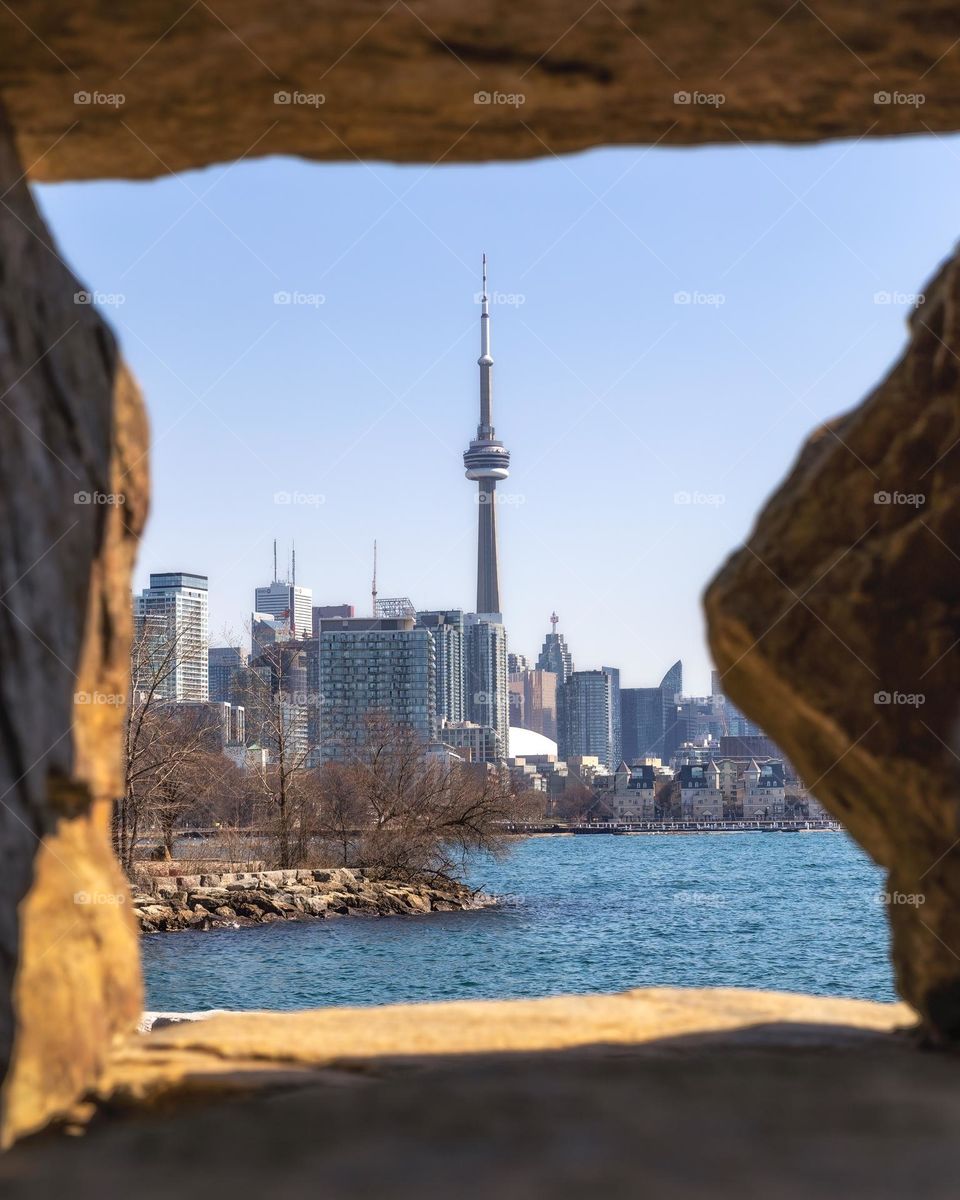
[
  {"xmin": 0, "ymin": 114, "xmax": 146, "ymax": 1146},
  {"xmin": 706, "ymin": 248, "xmax": 960, "ymax": 1040},
  {"xmin": 3, "ymin": 0, "xmax": 960, "ymax": 181}
]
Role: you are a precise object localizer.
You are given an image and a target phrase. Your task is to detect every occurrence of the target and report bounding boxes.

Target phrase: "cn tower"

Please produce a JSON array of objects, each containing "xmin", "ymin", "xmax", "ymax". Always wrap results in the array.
[{"xmin": 463, "ymin": 255, "xmax": 511, "ymax": 616}]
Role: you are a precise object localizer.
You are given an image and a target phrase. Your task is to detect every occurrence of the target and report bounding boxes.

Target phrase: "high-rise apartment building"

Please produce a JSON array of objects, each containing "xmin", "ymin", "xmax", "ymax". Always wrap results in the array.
[
  {"xmin": 464, "ymin": 613, "xmax": 509, "ymax": 761},
  {"xmin": 318, "ymin": 616, "xmax": 436, "ymax": 763},
  {"xmin": 133, "ymin": 572, "xmax": 209, "ymax": 702},
  {"xmin": 417, "ymin": 610, "xmax": 464, "ymax": 725},
  {"xmin": 560, "ymin": 669, "xmax": 614, "ymax": 769}
]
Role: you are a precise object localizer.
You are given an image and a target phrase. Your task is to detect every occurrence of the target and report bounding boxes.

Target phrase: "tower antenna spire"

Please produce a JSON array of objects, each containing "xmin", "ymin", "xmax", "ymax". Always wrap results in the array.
[
  {"xmin": 292, "ymin": 542, "xmax": 296, "ymax": 586},
  {"xmin": 371, "ymin": 539, "xmax": 378, "ymax": 618},
  {"xmin": 273, "ymin": 538, "xmax": 277, "ymax": 583}
]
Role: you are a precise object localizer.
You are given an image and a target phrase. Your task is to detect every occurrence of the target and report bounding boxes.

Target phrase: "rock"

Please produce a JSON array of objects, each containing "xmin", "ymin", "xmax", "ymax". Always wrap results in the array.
[
  {"xmin": 0, "ymin": 113, "xmax": 146, "ymax": 1148},
  {"xmin": 7, "ymin": 2, "xmax": 960, "ymax": 184},
  {"xmin": 705, "ymin": 248, "xmax": 960, "ymax": 1042}
]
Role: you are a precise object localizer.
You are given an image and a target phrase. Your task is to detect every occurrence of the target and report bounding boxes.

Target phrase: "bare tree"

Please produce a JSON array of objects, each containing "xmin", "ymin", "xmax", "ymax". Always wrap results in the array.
[
  {"xmin": 116, "ymin": 613, "xmax": 214, "ymax": 872},
  {"xmin": 327, "ymin": 714, "xmax": 525, "ymax": 881},
  {"xmin": 234, "ymin": 636, "xmax": 321, "ymax": 868}
]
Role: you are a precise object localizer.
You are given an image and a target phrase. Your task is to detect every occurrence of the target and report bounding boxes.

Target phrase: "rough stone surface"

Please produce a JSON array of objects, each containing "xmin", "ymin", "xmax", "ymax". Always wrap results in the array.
[
  {"xmin": 5, "ymin": 2, "xmax": 960, "ymax": 181},
  {"xmin": 0, "ymin": 112, "xmax": 147, "ymax": 1146},
  {"xmin": 1, "ymin": 990, "xmax": 946, "ymax": 1199},
  {"xmin": 131, "ymin": 867, "xmax": 482, "ymax": 931},
  {"xmin": 706, "ymin": 248, "xmax": 960, "ymax": 1041}
]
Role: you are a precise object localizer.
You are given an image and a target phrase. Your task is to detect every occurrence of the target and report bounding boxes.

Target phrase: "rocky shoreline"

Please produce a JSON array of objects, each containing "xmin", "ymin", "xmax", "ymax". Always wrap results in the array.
[{"xmin": 132, "ymin": 867, "xmax": 489, "ymax": 933}]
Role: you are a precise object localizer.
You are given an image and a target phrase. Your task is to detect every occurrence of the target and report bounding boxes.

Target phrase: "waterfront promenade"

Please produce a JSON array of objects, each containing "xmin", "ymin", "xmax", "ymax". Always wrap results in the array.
[{"xmin": 509, "ymin": 819, "xmax": 843, "ymax": 835}]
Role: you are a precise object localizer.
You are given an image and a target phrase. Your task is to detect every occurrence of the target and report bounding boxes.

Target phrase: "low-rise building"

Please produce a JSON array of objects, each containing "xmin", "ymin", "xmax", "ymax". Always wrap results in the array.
[
  {"xmin": 738, "ymin": 759, "xmax": 785, "ymax": 818},
  {"xmin": 595, "ymin": 762, "xmax": 657, "ymax": 822},
  {"xmin": 678, "ymin": 761, "xmax": 723, "ymax": 820}
]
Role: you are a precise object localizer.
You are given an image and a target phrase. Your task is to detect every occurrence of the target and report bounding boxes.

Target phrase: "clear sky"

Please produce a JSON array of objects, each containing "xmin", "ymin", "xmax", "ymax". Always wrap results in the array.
[{"xmin": 36, "ymin": 132, "xmax": 960, "ymax": 694}]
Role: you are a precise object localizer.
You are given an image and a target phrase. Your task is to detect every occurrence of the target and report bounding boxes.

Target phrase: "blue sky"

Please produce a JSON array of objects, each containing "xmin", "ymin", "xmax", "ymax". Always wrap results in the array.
[{"xmin": 36, "ymin": 132, "xmax": 959, "ymax": 694}]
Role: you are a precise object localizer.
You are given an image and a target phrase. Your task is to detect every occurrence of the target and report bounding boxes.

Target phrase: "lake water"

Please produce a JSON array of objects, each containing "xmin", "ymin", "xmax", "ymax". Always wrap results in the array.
[{"xmin": 142, "ymin": 831, "xmax": 895, "ymax": 1011}]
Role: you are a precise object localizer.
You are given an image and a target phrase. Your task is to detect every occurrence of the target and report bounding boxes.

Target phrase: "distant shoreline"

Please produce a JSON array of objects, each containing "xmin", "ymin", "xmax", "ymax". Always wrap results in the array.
[{"xmin": 510, "ymin": 821, "xmax": 842, "ymax": 838}]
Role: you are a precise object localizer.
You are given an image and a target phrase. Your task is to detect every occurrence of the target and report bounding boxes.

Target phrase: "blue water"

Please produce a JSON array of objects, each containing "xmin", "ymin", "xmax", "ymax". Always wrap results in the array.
[{"xmin": 142, "ymin": 832, "xmax": 895, "ymax": 1011}]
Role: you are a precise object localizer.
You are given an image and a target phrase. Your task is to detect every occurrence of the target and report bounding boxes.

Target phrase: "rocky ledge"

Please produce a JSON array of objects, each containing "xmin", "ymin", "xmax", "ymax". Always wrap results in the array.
[{"xmin": 132, "ymin": 868, "xmax": 486, "ymax": 933}]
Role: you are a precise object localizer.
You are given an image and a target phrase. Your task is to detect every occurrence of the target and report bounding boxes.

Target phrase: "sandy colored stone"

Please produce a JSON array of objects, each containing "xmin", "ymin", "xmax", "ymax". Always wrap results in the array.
[
  {"xmin": 705, "ymin": 248, "xmax": 960, "ymax": 1041},
  {"xmin": 101, "ymin": 987, "xmax": 915, "ymax": 1105},
  {"xmin": 0, "ymin": 112, "xmax": 147, "ymax": 1147},
  {"xmin": 2, "ymin": 989, "xmax": 951, "ymax": 1200},
  {"xmin": 4, "ymin": 1, "xmax": 960, "ymax": 182}
]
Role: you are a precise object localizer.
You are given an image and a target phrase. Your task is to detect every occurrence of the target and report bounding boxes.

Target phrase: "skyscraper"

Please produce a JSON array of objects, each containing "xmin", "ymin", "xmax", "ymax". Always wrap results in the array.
[
  {"xmin": 660, "ymin": 659, "xmax": 684, "ymax": 762},
  {"xmin": 133, "ymin": 572, "xmax": 209, "ymax": 702},
  {"xmin": 464, "ymin": 255, "xmax": 511, "ymax": 618},
  {"xmin": 254, "ymin": 542, "xmax": 312, "ymax": 638},
  {"xmin": 561, "ymin": 669, "xmax": 614, "ymax": 769},
  {"xmin": 602, "ymin": 665, "xmax": 622, "ymax": 768},
  {"xmin": 536, "ymin": 613, "xmax": 573, "ymax": 682},
  {"xmin": 318, "ymin": 616, "xmax": 436, "ymax": 763},
  {"xmin": 416, "ymin": 610, "xmax": 465, "ymax": 725},
  {"xmin": 621, "ymin": 687, "xmax": 666, "ymax": 762},
  {"xmin": 255, "ymin": 580, "xmax": 312, "ymax": 639},
  {"xmin": 463, "ymin": 256, "xmax": 511, "ymax": 760},
  {"xmin": 464, "ymin": 613, "xmax": 509, "ymax": 760}
]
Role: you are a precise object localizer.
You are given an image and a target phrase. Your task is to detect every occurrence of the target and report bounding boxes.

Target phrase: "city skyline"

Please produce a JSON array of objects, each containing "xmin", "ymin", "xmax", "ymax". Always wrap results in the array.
[{"xmin": 36, "ymin": 135, "xmax": 960, "ymax": 693}]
